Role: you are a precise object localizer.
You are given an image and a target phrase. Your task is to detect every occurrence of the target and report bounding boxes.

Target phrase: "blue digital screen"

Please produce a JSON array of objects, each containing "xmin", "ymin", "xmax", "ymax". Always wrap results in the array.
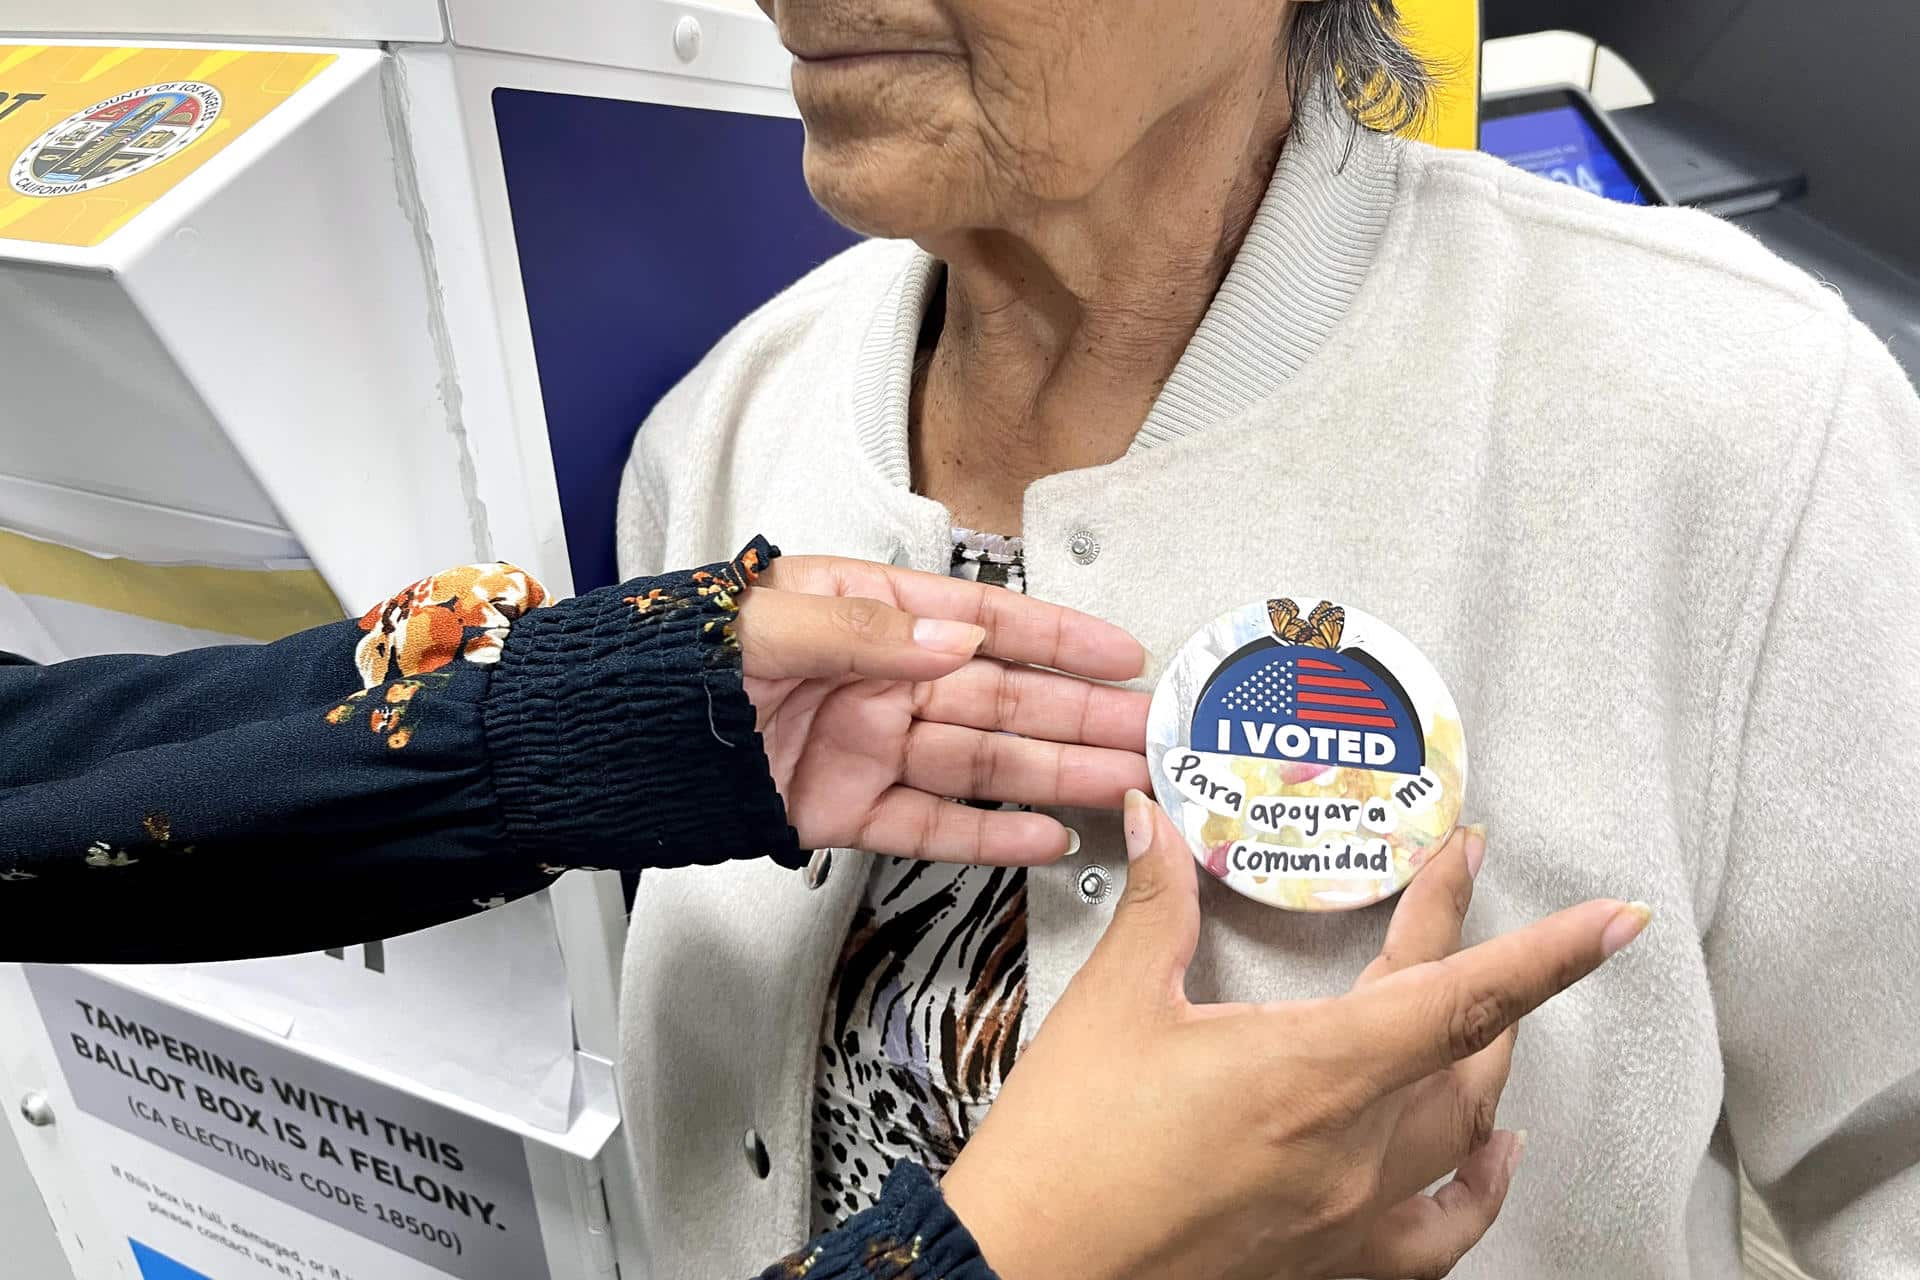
[{"xmin": 1480, "ymin": 104, "xmax": 1651, "ymax": 206}]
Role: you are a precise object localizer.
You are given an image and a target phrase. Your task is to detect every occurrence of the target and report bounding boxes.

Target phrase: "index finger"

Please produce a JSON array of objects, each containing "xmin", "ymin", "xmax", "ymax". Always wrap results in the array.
[
  {"xmin": 1332, "ymin": 898, "xmax": 1651, "ymax": 1099},
  {"xmin": 783, "ymin": 554, "xmax": 1148, "ymax": 682}
]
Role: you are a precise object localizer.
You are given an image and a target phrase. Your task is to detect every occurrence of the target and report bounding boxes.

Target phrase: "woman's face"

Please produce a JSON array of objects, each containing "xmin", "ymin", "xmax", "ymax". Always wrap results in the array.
[{"xmin": 757, "ymin": 0, "xmax": 1297, "ymax": 238}]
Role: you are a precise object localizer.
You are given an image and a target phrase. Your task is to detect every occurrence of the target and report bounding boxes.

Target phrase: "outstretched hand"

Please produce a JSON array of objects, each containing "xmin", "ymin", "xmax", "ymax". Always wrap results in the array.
[
  {"xmin": 940, "ymin": 795, "xmax": 1651, "ymax": 1280},
  {"xmin": 733, "ymin": 554, "xmax": 1151, "ymax": 864}
]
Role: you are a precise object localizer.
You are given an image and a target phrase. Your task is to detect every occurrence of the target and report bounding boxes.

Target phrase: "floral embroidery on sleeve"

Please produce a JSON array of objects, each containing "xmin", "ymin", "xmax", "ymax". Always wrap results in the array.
[
  {"xmin": 332, "ymin": 562, "xmax": 550, "ymax": 750},
  {"xmin": 860, "ymin": 1238, "xmax": 925, "ymax": 1274},
  {"xmin": 327, "ymin": 539, "xmax": 770, "ymax": 767},
  {"xmin": 355, "ymin": 563, "xmax": 549, "ymax": 688},
  {"xmin": 623, "ymin": 537, "xmax": 771, "ymax": 664},
  {"xmin": 323, "ymin": 677, "xmax": 444, "ymax": 750},
  {"xmin": 82, "ymin": 811, "xmax": 194, "ymax": 870},
  {"xmin": 85, "ymin": 841, "xmax": 137, "ymax": 868},
  {"xmin": 760, "ymin": 1234, "xmax": 928, "ymax": 1279}
]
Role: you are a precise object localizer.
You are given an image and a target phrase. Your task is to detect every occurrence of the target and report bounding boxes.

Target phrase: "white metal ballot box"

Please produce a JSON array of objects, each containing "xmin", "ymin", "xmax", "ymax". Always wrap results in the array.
[{"xmin": 0, "ymin": 4, "xmax": 855, "ymax": 1278}]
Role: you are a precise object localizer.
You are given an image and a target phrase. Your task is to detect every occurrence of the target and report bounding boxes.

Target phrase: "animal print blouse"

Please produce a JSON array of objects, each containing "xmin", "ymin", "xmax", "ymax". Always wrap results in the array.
[{"xmin": 811, "ymin": 529, "xmax": 1030, "ymax": 1232}]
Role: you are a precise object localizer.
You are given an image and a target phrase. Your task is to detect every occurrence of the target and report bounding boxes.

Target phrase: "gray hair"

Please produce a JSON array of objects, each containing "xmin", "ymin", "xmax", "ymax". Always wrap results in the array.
[{"xmin": 1287, "ymin": 0, "xmax": 1437, "ymax": 137}]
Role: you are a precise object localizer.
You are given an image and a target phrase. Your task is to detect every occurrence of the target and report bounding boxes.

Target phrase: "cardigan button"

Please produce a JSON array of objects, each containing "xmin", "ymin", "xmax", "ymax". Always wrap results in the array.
[
  {"xmin": 1075, "ymin": 864, "xmax": 1111, "ymax": 905},
  {"xmin": 1067, "ymin": 530, "xmax": 1101, "ymax": 565},
  {"xmin": 888, "ymin": 544, "xmax": 912, "ymax": 568},
  {"xmin": 803, "ymin": 848, "xmax": 833, "ymax": 890},
  {"xmin": 743, "ymin": 1128, "xmax": 770, "ymax": 1179}
]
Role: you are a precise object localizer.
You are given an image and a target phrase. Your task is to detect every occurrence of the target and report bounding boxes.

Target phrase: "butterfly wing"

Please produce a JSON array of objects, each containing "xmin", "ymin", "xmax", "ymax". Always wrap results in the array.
[
  {"xmin": 1267, "ymin": 598, "xmax": 1301, "ymax": 641},
  {"xmin": 1305, "ymin": 601, "xmax": 1345, "ymax": 649}
]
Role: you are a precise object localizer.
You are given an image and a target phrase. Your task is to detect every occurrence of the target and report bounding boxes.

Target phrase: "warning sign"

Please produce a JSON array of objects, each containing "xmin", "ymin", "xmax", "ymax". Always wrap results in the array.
[{"xmin": 27, "ymin": 965, "xmax": 551, "ymax": 1280}]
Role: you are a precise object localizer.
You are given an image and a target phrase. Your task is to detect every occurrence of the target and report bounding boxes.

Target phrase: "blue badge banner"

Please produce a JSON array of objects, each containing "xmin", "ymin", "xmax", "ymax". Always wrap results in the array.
[{"xmin": 1193, "ymin": 642, "xmax": 1424, "ymax": 775}]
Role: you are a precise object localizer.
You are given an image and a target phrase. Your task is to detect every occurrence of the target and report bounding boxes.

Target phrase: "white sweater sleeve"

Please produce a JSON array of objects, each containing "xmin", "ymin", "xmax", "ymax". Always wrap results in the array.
[{"xmin": 1708, "ymin": 325, "xmax": 1920, "ymax": 1275}]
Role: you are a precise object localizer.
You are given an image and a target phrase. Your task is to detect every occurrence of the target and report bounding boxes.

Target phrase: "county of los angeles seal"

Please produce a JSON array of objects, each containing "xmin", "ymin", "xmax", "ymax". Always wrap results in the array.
[{"xmin": 11, "ymin": 82, "xmax": 222, "ymax": 197}]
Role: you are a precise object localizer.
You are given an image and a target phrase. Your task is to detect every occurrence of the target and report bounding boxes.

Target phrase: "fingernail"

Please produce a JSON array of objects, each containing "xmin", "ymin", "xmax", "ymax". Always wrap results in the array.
[
  {"xmin": 1123, "ymin": 790, "xmax": 1153, "ymax": 862},
  {"xmin": 913, "ymin": 618, "xmax": 986, "ymax": 655},
  {"xmin": 1601, "ymin": 901, "xmax": 1653, "ymax": 957},
  {"xmin": 1509, "ymin": 1129, "xmax": 1530, "ymax": 1177},
  {"xmin": 1463, "ymin": 824, "xmax": 1487, "ymax": 879},
  {"xmin": 1063, "ymin": 827, "xmax": 1081, "ymax": 859}
]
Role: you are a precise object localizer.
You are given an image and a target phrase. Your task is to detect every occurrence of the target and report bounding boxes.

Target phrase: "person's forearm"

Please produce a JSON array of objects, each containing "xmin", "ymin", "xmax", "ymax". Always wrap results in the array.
[
  {"xmin": 484, "ymin": 537, "xmax": 797, "ymax": 876},
  {"xmin": 0, "ymin": 541, "xmax": 799, "ymax": 961}
]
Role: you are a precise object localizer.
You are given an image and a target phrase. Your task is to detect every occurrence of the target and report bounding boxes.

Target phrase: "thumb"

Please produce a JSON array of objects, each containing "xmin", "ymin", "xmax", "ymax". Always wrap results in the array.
[
  {"xmin": 734, "ymin": 588, "xmax": 986, "ymax": 683},
  {"xmin": 1087, "ymin": 790, "xmax": 1201, "ymax": 1004}
]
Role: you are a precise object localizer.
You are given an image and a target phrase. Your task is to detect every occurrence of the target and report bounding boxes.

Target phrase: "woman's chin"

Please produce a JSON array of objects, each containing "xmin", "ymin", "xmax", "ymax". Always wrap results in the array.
[{"xmin": 801, "ymin": 139, "xmax": 972, "ymax": 241}]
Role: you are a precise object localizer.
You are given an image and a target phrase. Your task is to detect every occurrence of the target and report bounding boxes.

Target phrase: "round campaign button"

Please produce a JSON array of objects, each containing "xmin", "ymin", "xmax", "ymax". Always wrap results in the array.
[{"xmin": 1147, "ymin": 596, "xmax": 1467, "ymax": 912}]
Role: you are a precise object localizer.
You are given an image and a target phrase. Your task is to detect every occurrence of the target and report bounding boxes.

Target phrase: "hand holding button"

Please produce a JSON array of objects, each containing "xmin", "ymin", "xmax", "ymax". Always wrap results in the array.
[
  {"xmin": 939, "ymin": 794, "xmax": 1651, "ymax": 1280},
  {"xmin": 734, "ymin": 554, "xmax": 1151, "ymax": 865}
]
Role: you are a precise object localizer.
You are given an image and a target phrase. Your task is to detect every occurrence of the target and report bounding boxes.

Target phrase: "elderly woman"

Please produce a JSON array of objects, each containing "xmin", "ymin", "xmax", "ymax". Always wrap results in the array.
[{"xmin": 617, "ymin": 0, "xmax": 1920, "ymax": 1276}]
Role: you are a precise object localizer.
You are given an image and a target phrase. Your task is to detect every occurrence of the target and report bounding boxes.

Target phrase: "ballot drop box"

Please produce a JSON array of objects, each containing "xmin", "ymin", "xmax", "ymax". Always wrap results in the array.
[{"xmin": 0, "ymin": 6, "xmax": 858, "ymax": 1278}]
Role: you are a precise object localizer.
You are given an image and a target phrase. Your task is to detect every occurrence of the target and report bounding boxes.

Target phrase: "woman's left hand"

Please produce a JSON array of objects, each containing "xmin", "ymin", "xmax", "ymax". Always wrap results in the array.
[{"xmin": 734, "ymin": 554, "xmax": 1151, "ymax": 864}]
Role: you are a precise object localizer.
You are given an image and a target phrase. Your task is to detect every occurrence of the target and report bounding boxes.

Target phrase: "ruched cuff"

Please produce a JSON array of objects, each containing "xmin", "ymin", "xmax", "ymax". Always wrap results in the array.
[
  {"xmin": 484, "ymin": 538, "xmax": 804, "ymax": 871},
  {"xmin": 753, "ymin": 1162, "xmax": 997, "ymax": 1280}
]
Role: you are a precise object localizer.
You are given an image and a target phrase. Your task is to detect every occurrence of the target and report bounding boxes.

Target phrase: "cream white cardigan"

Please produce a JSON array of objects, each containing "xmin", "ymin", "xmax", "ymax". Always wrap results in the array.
[{"xmin": 615, "ymin": 108, "xmax": 1920, "ymax": 1279}]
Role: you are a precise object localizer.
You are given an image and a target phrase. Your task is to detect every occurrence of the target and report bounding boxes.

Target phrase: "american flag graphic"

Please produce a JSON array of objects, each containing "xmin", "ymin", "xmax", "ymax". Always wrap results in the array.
[
  {"xmin": 1195, "ymin": 641, "xmax": 1425, "ymax": 773},
  {"xmin": 1217, "ymin": 654, "xmax": 1403, "ymax": 731}
]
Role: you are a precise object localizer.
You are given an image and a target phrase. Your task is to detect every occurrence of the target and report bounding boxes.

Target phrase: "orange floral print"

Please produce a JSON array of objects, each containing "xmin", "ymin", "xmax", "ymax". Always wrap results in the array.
[
  {"xmin": 325, "ymin": 688, "xmax": 369, "ymax": 724},
  {"xmin": 332, "ymin": 541, "xmax": 769, "ymax": 753},
  {"xmin": 355, "ymin": 564, "xmax": 549, "ymax": 689},
  {"xmin": 625, "ymin": 547, "xmax": 760, "ymax": 656},
  {"xmin": 325, "ymin": 678, "xmax": 437, "ymax": 750},
  {"xmin": 761, "ymin": 1235, "xmax": 930, "ymax": 1279},
  {"xmin": 862, "ymin": 1238, "xmax": 923, "ymax": 1271},
  {"xmin": 139, "ymin": 812, "xmax": 194, "ymax": 856}
]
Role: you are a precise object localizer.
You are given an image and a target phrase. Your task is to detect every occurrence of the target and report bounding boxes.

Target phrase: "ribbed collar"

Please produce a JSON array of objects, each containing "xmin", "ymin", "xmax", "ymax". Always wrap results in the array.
[{"xmin": 851, "ymin": 90, "xmax": 1405, "ymax": 487}]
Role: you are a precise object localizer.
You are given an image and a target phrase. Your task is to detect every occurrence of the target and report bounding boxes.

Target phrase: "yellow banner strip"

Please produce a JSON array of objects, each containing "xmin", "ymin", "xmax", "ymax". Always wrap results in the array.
[{"xmin": 0, "ymin": 528, "xmax": 345, "ymax": 643}]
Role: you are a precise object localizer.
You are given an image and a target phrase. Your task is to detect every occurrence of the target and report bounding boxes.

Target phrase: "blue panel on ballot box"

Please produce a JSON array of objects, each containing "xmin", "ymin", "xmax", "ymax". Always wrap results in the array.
[
  {"xmin": 131, "ymin": 1240, "xmax": 214, "ymax": 1280},
  {"xmin": 494, "ymin": 90, "xmax": 863, "ymax": 592}
]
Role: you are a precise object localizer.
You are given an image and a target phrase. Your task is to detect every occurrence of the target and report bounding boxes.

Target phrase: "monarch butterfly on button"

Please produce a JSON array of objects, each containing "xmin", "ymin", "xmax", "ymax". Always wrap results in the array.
[{"xmin": 1267, "ymin": 597, "xmax": 1344, "ymax": 649}]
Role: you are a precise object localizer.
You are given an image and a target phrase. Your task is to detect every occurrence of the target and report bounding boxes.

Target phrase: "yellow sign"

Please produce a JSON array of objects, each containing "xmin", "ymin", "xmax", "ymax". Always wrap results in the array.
[
  {"xmin": 1397, "ymin": 0, "xmax": 1482, "ymax": 151},
  {"xmin": 0, "ymin": 527, "xmax": 344, "ymax": 645},
  {"xmin": 0, "ymin": 45, "xmax": 336, "ymax": 249}
]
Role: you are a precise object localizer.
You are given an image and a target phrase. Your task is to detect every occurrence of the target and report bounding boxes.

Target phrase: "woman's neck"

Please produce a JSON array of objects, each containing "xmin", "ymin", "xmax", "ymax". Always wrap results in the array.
[{"xmin": 911, "ymin": 82, "xmax": 1293, "ymax": 533}]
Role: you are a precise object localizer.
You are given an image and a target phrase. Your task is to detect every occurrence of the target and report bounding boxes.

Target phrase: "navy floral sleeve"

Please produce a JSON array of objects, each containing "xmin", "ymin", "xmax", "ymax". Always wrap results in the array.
[
  {"xmin": 0, "ymin": 538, "xmax": 799, "ymax": 962},
  {"xmin": 755, "ymin": 1164, "xmax": 995, "ymax": 1280},
  {"xmin": 0, "ymin": 538, "xmax": 1005, "ymax": 1280}
]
